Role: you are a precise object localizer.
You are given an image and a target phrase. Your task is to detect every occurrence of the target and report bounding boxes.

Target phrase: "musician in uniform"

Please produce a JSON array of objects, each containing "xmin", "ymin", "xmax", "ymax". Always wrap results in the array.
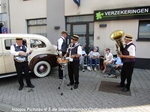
[
  {"xmin": 10, "ymin": 37, "xmax": 34, "ymax": 91},
  {"xmin": 57, "ymin": 30, "xmax": 68, "ymax": 79},
  {"xmin": 117, "ymin": 34, "xmax": 136, "ymax": 92},
  {"xmin": 65, "ymin": 35, "xmax": 82, "ymax": 89}
]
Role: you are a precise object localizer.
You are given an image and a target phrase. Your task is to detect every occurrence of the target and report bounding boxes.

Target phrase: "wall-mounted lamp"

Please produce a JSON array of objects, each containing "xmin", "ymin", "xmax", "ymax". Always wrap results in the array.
[
  {"xmin": 54, "ymin": 26, "xmax": 60, "ymax": 30},
  {"xmin": 99, "ymin": 24, "xmax": 107, "ymax": 28},
  {"xmin": 97, "ymin": 36, "xmax": 100, "ymax": 39}
]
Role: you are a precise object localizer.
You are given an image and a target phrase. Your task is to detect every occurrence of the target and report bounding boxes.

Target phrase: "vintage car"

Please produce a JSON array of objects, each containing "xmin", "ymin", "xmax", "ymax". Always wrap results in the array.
[{"xmin": 0, "ymin": 34, "xmax": 58, "ymax": 78}]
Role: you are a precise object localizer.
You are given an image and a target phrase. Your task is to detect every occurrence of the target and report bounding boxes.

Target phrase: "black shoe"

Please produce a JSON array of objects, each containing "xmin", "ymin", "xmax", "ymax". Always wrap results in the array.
[
  {"xmin": 74, "ymin": 84, "xmax": 78, "ymax": 89},
  {"xmin": 19, "ymin": 86, "xmax": 23, "ymax": 91},
  {"xmin": 116, "ymin": 84, "xmax": 124, "ymax": 88},
  {"xmin": 122, "ymin": 88, "xmax": 130, "ymax": 92},
  {"xmin": 67, "ymin": 82, "xmax": 74, "ymax": 86},
  {"xmin": 27, "ymin": 84, "xmax": 35, "ymax": 88}
]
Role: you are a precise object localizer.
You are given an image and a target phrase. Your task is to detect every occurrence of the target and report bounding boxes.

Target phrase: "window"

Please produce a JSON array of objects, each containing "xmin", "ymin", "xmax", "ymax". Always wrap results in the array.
[
  {"xmin": 30, "ymin": 39, "xmax": 46, "ymax": 48},
  {"xmin": 4, "ymin": 39, "xmax": 16, "ymax": 50},
  {"xmin": 66, "ymin": 15, "xmax": 93, "ymax": 23},
  {"xmin": 66, "ymin": 15, "xmax": 94, "ymax": 53},
  {"xmin": 4, "ymin": 39, "xmax": 27, "ymax": 50},
  {"xmin": 138, "ymin": 20, "xmax": 150, "ymax": 41},
  {"xmin": 27, "ymin": 18, "xmax": 47, "ymax": 37}
]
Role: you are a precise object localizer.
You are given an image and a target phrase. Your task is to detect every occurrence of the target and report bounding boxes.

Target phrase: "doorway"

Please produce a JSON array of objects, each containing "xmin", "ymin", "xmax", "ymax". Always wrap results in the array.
[{"xmin": 70, "ymin": 23, "xmax": 94, "ymax": 54}]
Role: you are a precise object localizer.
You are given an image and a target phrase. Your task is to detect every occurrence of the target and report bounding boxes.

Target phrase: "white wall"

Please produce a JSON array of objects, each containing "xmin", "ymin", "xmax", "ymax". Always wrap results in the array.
[
  {"xmin": 65, "ymin": 0, "xmax": 150, "ymax": 16},
  {"xmin": 47, "ymin": 0, "xmax": 65, "ymax": 45},
  {"xmin": 94, "ymin": 20, "xmax": 150, "ymax": 58},
  {"xmin": 9, "ymin": 0, "xmax": 46, "ymax": 33}
]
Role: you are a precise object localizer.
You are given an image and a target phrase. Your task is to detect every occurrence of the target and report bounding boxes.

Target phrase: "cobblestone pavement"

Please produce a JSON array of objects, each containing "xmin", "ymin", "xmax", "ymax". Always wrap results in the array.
[{"xmin": 0, "ymin": 67, "xmax": 150, "ymax": 112}]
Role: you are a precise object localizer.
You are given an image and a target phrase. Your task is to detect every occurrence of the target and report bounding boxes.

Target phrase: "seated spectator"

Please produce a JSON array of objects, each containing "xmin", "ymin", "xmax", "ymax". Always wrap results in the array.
[
  {"xmin": 87, "ymin": 47, "xmax": 100, "ymax": 71},
  {"xmin": 106, "ymin": 56, "xmax": 123, "ymax": 78},
  {"xmin": 102, "ymin": 48, "xmax": 113, "ymax": 73},
  {"xmin": 80, "ymin": 46, "xmax": 87, "ymax": 72}
]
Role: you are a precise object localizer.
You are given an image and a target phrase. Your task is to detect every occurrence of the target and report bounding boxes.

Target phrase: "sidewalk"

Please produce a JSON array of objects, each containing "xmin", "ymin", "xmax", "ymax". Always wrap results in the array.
[{"xmin": 0, "ymin": 68, "xmax": 150, "ymax": 112}]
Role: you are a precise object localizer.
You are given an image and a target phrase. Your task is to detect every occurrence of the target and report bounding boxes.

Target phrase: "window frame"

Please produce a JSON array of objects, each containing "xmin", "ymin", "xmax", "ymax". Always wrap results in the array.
[
  {"xmin": 27, "ymin": 18, "xmax": 47, "ymax": 37},
  {"xmin": 4, "ymin": 39, "xmax": 16, "ymax": 50},
  {"xmin": 30, "ymin": 39, "xmax": 46, "ymax": 48},
  {"xmin": 137, "ymin": 20, "xmax": 150, "ymax": 41}
]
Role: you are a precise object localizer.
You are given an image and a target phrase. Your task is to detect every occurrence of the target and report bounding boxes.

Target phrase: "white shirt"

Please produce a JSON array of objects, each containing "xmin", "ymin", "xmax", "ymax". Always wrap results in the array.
[
  {"xmin": 126, "ymin": 41, "xmax": 136, "ymax": 57},
  {"xmin": 105, "ymin": 52, "xmax": 113, "ymax": 62},
  {"xmin": 88, "ymin": 51, "xmax": 100, "ymax": 58},
  {"xmin": 82, "ymin": 50, "xmax": 87, "ymax": 56},
  {"xmin": 57, "ymin": 36, "xmax": 65, "ymax": 51},
  {"xmin": 10, "ymin": 44, "xmax": 29, "ymax": 56}
]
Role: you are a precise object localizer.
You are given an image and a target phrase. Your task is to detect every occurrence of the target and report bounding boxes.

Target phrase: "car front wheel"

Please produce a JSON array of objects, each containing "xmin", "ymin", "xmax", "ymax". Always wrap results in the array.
[{"xmin": 33, "ymin": 61, "xmax": 51, "ymax": 78}]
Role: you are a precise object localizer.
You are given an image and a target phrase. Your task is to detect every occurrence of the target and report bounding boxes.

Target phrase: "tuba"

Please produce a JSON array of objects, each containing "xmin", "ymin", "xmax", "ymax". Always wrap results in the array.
[{"xmin": 110, "ymin": 30, "xmax": 124, "ymax": 55}]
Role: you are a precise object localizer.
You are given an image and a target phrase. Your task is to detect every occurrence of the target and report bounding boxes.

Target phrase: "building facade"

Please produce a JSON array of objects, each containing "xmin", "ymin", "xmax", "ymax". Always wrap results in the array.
[
  {"xmin": 64, "ymin": 0, "xmax": 150, "ymax": 69},
  {"xmin": 6, "ymin": 0, "xmax": 150, "ymax": 69},
  {"xmin": 9, "ymin": 0, "xmax": 47, "ymax": 36},
  {"xmin": 8, "ymin": 0, "xmax": 65, "ymax": 45},
  {"xmin": 0, "ymin": 0, "xmax": 8, "ymax": 33}
]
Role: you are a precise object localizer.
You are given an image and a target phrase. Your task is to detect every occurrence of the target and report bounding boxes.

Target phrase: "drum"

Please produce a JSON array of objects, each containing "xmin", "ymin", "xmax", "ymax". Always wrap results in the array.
[{"xmin": 57, "ymin": 58, "xmax": 69, "ymax": 65}]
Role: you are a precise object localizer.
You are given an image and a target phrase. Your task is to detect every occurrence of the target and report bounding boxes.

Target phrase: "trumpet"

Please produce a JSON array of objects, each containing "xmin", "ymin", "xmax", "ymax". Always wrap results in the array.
[{"xmin": 110, "ymin": 30, "xmax": 124, "ymax": 55}]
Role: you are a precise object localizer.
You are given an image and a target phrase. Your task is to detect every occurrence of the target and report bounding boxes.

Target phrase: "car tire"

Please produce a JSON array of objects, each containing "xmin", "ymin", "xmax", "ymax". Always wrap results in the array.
[{"xmin": 33, "ymin": 61, "xmax": 51, "ymax": 78}]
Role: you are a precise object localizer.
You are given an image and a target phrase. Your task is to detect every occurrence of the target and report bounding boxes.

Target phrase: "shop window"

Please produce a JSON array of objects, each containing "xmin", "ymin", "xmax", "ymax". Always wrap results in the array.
[
  {"xmin": 66, "ymin": 15, "xmax": 93, "ymax": 23},
  {"xmin": 138, "ymin": 20, "xmax": 150, "ymax": 41}
]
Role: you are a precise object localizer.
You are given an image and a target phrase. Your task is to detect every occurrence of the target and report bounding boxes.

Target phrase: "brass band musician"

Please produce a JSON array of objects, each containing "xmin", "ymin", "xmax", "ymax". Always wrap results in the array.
[
  {"xmin": 117, "ymin": 34, "xmax": 136, "ymax": 92},
  {"xmin": 57, "ymin": 31, "xmax": 68, "ymax": 79},
  {"xmin": 65, "ymin": 35, "xmax": 82, "ymax": 89},
  {"xmin": 10, "ymin": 37, "xmax": 34, "ymax": 91}
]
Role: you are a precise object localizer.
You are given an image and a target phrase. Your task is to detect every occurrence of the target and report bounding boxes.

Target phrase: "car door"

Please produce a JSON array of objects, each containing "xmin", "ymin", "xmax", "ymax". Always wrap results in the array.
[
  {"xmin": 0, "ymin": 38, "xmax": 6, "ymax": 74},
  {"xmin": 2, "ymin": 38, "xmax": 16, "ymax": 73}
]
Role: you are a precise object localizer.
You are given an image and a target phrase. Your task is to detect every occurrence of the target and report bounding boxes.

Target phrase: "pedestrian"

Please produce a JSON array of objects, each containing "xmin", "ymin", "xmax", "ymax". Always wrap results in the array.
[
  {"xmin": 65, "ymin": 35, "xmax": 82, "ymax": 89},
  {"xmin": 10, "ymin": 37, "xmax": 34, "ymax": 91},
  {"xmin": 0, "ymin": 23, "xmax": 8, "ymax": 34},
  {"xmin": 117, "ymin": 34, "xmax": 136, "ymax": 92},
  {"xmin": 57, "ymin": 30, "xmax": 68, "ymax": 79}
]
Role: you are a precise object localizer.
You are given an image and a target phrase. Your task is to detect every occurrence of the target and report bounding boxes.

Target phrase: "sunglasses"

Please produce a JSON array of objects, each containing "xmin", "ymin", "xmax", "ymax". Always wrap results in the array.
[{"xmin": 72, "ymin": 39, "xmax": 77, "ymax": 41}]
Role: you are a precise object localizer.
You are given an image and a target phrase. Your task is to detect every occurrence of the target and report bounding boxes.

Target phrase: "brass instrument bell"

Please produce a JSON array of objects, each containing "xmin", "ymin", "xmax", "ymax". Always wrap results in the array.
[{"xmin": 110, "ymin": 30, "xmax": 124, "ymax": 55}]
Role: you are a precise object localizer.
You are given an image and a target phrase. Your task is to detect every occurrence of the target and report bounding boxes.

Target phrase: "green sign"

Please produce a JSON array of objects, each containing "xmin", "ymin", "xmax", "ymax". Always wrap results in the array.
[{"xmin": 94, "ymin": 6, "xmax": 150, "ymax": 21}]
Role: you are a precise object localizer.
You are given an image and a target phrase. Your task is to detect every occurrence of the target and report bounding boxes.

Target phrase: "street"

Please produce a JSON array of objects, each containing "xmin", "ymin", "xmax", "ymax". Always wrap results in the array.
[{"xmin": 0, "ymin": 67, "xmax": 150, "ymax": 112}]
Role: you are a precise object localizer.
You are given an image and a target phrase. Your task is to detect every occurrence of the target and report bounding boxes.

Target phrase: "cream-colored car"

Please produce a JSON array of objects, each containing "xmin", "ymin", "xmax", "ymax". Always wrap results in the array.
[{"xmin": 0, "ymin": 34, "xmax": 58, "ymax": 78}]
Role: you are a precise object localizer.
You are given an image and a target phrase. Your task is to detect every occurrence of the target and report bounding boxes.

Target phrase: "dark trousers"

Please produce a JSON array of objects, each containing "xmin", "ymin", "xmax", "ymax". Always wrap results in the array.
[
  {"xmin": 58, "ymin": 52, "xmax": 66, "ymax": 78},
  {"xmin": 106, "ymin": 64, "xmax": 116, "ymax": 75},
  {"xmin": 15, "ymin": 61, "xmax": 31, "ymax": 86},
  {"xmin": 68, "ymin": 60, "xmax": 80, "ymax": 84},
  {"xmin": 120, "ymin": 62, "xmax": 135, "ymax": 89}
]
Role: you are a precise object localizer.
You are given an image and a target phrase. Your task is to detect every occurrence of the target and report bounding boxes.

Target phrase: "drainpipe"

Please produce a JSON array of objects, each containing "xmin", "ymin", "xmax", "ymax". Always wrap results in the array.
[{"xmin": 7, "ymin": 0, "xmax": 11, "ymax": 33}]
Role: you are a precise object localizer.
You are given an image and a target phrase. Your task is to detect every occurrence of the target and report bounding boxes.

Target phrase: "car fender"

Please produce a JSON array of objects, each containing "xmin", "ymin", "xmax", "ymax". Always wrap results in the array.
[{"xmin": 29, "ymin": 54, "xmax": 58, "ymax": 72}]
